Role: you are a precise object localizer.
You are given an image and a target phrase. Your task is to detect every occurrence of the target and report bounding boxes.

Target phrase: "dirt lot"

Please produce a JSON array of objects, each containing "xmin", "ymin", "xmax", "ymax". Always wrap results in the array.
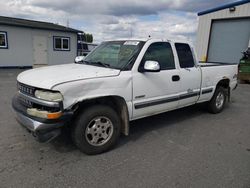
[{"xmin": 0, "ymin": 69, "xmax": 250, "ymax": 188}]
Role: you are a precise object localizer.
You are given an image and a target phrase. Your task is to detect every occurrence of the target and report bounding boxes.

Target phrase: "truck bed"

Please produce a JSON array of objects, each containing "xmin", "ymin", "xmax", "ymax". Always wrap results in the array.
[{"xmin": 197, "ymin": 62, "xmax": 238, "ymax": 103}]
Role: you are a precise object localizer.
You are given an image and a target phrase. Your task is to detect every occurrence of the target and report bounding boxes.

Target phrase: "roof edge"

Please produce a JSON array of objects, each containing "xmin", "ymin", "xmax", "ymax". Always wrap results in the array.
[
  {"xmin": 0, "ymin": 23, "xmax": 81, "ymax": 33},
  {"xmin": 198, "ymin": 0, "xmax": 250, "ymax": 16},
  {"xmin": 0, "ymin": 16, "xmax": 83, "ymax": 33}
]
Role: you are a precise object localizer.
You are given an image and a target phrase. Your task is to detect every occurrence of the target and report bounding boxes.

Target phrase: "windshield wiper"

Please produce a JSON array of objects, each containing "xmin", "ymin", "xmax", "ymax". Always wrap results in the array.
[
  {"xmin": 79, "ymin": 60, "xmax": 112, "ymax": 68},
  {"xmin": 89, "ymin": 61, "xmax": 111, "ymax": 68}
]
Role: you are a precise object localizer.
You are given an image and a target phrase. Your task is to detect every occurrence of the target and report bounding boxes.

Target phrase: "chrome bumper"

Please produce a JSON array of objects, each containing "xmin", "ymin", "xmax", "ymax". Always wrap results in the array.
[
  {"xmin": 15, "ymin": 111, "xmax": 64, "ymax": 132},
  {"xmin": 12, "ymin": 93, "xmax": 72, "ymax": 142}
]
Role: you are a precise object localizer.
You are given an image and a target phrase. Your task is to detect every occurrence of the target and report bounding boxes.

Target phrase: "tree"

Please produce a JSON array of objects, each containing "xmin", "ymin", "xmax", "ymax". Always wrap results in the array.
[{"xmin": 84, "ymin": 33, "xmax": 93, "ymax": 43}]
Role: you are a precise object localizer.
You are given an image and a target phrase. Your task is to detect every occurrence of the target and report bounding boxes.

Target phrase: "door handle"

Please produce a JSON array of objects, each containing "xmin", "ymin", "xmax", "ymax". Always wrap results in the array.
[{"xmin": 172, "ymin": 75, "xmax": 180, "ymax": 82}]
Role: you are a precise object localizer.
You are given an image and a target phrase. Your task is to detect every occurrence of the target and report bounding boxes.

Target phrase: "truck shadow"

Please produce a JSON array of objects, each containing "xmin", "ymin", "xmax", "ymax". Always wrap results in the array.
[
  {"xmin": 50, "ymin": 128, "xmax": 77, "ymax": 153},
  {"xmin": 117, "ymin": 104, "xmax": 208, "ymax": 148},
  {"xmin": 50, "ymin": 103, "xmax": 209, "ymax": 153}
]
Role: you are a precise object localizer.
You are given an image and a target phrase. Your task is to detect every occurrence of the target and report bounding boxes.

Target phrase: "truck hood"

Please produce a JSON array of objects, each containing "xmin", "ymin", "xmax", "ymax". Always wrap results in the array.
[{"xmin": 17, "ymin": 63, "xmax": 120, "ymax": 89}]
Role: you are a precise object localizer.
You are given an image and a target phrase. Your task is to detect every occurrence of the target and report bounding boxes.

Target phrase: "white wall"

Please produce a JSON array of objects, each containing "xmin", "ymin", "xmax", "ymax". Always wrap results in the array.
[
  {"xmin": 0, "ymin": 25, "xmax": 77, "ymax": 67},
  {"xmin": 196, "ymin": 3, "xmax": 250, "ymax": 61}
]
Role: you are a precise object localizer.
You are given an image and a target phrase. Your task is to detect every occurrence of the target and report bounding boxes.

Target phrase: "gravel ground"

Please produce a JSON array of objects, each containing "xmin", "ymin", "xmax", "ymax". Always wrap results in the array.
[{"xmin": 0, "ymin": 69, "xmax": 250, "ymax": 188}]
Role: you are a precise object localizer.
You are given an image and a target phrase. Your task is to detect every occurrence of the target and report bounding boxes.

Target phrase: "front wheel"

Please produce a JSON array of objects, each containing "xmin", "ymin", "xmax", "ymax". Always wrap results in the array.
[
  {"xmin": 208, "ymin": 87, "xmax": 227, "ymax": 114},
  {"xmin": 72, "ymin": 105, "xmax": 121, "ymax": 155}
]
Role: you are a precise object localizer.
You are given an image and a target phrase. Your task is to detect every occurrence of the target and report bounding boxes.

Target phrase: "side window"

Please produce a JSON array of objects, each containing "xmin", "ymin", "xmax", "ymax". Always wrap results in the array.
[
  {"xmin": 142, "ymin": 42, "xmax": 175, "ymax": 70},
  {"xmin": 53, "ymin": 36, "xmax": 70, "ymax": 51},
  {"xmin": 175, "ymin": 43, "xmax": 195, "ymax": 68},
  {"xmin": 0, "ymin": 31, "xmax": 8, "ymax": 49}
]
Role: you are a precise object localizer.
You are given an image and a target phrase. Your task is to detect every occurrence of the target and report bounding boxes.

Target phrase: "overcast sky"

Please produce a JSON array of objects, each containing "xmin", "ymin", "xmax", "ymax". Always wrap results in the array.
[{"xmin": 0, "ymin": 0, "xmax": 236, "ymax": 43}]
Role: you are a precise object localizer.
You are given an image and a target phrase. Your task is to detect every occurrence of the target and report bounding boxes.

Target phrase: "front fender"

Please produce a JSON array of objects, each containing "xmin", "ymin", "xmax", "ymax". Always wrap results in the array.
[{"xmin": 53, "ymin": 71, "xmax": 133, "ymax": 117}]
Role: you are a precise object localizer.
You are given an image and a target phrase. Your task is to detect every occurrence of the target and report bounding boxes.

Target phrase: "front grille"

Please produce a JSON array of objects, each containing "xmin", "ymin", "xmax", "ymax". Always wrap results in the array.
[
  {"xmin": 17, "ymin": 82, "xmax": 35, "ymax": 96},
  {"xmin": 19, "ymin": 96, "xmax": 33, "ymax": 108},
  {"xmin": 16, "ymin": 82, "xmax": 61, "ymax": 113}
]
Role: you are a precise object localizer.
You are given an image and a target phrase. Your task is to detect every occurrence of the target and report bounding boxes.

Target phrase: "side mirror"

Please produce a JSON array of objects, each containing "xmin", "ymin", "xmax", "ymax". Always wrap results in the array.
[
  {"xmin": 143, "ymin": 60, "xmax": 160, "ymax": 72},
  {"xmin": 75, "ymin": 56, "xmax": 85, "ymax": 63}
]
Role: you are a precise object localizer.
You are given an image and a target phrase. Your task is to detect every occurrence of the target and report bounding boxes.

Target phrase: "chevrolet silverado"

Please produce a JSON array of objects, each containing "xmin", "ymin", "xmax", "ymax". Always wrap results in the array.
[{"xmin": 12, "ymin": 38, "xmax": 238, "ymax": 154}]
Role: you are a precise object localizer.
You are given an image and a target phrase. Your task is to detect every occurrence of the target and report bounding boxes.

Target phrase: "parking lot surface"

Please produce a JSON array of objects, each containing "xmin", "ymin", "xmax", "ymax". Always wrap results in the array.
[{"xmin": 0, "ymin": 69, "xmax": 250, "ymax": 188}]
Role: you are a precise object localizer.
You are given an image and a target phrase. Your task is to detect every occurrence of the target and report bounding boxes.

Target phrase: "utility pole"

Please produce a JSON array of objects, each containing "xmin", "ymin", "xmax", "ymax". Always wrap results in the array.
[
  {"xmin": 130, "ymin": 26, "xmax": 133, "ymax": 38},
  {"xmin": 66, "ymin": 19, "xmax": 69, "ymax": 27}
]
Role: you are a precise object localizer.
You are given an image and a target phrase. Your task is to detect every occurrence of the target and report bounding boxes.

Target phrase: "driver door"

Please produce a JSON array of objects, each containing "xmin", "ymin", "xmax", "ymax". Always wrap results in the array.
[{"xmin": 132, "ymin": 42, "xmax": 181, "ymax": 119}]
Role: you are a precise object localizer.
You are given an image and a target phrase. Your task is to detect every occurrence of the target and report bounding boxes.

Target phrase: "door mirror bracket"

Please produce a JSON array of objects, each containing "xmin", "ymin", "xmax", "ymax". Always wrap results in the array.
[{"xmin": 75, "ymin": 56, "xmax": 85, "ymax": 63}]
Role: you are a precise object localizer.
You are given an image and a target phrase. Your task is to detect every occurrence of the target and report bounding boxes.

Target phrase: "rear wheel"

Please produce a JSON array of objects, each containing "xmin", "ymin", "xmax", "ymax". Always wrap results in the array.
[
  {"xmin": 208, "ymin": 87, "xmax": 227, "ymax": 114},
  {"xmin": 72, "ymin": 105, "xmax": 121, "ymax": 155}
]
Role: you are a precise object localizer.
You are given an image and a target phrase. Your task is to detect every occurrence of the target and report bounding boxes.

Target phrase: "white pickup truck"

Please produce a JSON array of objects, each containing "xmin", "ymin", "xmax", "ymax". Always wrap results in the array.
[{"xmin": 12, "ymin": 38, "xmax": 238, "ymax": 154}]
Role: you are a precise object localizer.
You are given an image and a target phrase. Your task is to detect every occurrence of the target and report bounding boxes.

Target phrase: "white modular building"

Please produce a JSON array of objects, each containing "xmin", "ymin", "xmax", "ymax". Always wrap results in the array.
[{"xmin": 0, "ymin": 16, "xmax": 82, "ymax": 68}]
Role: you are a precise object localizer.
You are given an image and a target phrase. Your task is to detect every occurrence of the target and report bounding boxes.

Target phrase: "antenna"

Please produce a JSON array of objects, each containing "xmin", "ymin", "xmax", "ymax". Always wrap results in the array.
[
  {"xmin": 125, "ymin": 22, "xmax": 133, "ymax": 38},
  {"xmin": 66, "ymin": 19, "xmax": 69, "ymax": 27}
]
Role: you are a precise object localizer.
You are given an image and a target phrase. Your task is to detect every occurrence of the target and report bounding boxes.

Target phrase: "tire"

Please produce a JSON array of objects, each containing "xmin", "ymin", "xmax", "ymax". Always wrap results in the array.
[
  {"xmin": 208, "ymin": 87, "xmax": 227, "ymax": 114},
  {"xmin": 72, "ymin": 105, "xmax": 121, "ymax": 155}
]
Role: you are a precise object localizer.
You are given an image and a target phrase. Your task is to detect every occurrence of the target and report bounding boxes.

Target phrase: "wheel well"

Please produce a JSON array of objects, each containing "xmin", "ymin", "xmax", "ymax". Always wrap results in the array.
[
  {"xmin": 216, "ymin": 79, "xmax": 230, "ymax": 101},
  {"xmin": 217, "ymin": 79, "xmax": 230, "ymax": 89},
  {"xmin": 72, "ymin": 96, "xmax": 130, "ymax": 136}
]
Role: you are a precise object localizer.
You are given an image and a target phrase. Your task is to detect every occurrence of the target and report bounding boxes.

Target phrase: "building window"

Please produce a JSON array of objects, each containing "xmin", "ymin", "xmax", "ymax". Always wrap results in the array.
[
  {"xmin": 53, "ymin": 36, "xmax": 70, "ymax": 51},
  {"xmin": 0, "ymin": 31, "xmax": 8, "ymax": 49}
]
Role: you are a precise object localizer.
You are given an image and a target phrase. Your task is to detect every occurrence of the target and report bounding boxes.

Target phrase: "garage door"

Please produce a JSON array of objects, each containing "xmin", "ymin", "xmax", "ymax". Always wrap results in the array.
[{"xmin": 208, "ymin": 18, "xmax": 250, "ymax": 64}]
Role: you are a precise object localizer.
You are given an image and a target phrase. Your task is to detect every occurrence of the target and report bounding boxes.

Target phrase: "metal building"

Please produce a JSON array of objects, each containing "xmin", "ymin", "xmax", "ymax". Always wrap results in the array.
[
  {"xmin": 0, "ymin": 16, "xmax": 82, "ymax": 68},
  {"xmin": 196, "ymin": 0, "xmax": 250, "ymax": 64}
]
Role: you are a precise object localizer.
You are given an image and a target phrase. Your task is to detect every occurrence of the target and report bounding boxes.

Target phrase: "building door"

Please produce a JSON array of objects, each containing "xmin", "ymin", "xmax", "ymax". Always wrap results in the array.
[
  {"xmin": 33, "ymin": 36, "xmax": 48, "ymax": 65},
  {"xmin": 208, "ymin": 18, "xmax": 250, "ymax": 64}
]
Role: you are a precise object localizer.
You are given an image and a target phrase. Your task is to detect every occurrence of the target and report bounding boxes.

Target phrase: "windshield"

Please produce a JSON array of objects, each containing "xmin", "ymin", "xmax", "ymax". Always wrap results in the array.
[{"xmin": 83, "ymin": 40, "xmax": 144, "ymax": 70}]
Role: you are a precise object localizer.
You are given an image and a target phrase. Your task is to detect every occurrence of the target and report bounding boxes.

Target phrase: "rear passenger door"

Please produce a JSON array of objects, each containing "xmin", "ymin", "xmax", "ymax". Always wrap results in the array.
[
  {"xmin": 132, "ymin": 42, "xmax": 181, "ymax": 119},
  {"xmin": 175, "ymin": 43, "xmax": 201, "ymax": 107}
]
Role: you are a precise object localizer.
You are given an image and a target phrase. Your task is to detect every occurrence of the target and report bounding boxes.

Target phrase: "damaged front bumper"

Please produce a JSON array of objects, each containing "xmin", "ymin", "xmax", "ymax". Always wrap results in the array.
[{"xmin": 12, "ymin": 93, "xmax": 73, "ymax": 142}]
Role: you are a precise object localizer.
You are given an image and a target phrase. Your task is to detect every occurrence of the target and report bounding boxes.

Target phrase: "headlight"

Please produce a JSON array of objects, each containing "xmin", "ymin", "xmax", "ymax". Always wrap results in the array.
[{"xmin": 35, "ymin": 90, "xmax": 63, "ymax": 102}]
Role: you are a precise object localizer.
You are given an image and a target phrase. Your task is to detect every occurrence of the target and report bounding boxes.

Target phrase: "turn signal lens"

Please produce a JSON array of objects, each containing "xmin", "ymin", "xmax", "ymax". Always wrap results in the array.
[{"xmin": 47, "ymin": 112, "xmax": 62, "ymax": 119}]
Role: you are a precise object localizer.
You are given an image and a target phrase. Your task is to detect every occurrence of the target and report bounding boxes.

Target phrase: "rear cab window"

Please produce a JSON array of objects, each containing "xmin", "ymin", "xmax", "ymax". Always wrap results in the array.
[{"xmin": 175, "ymin": 43, "xmax": 195, "ymax": 68}]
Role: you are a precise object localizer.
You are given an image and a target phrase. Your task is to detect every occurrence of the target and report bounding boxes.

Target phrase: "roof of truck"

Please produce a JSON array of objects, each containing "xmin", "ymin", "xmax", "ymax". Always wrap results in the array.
[
  {"xmin": 104, "ymin": 38, "xmax": 192, "ymax": 45},
  {"xmin": 105, "ymin": 38, "xmax": 174, "ymax": 42}
]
